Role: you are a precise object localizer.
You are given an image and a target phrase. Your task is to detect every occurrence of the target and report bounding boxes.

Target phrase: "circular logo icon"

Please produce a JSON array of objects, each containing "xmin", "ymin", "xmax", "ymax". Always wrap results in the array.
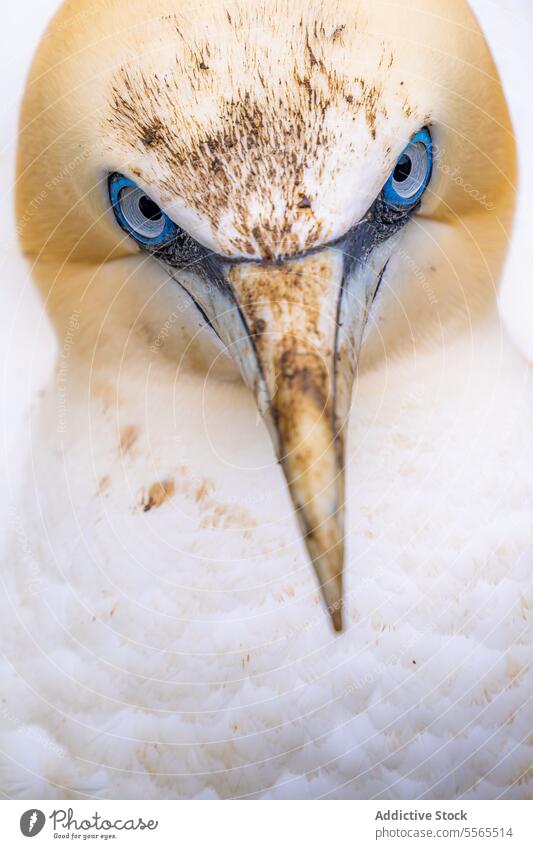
[{"xmin": 20, "ymin": 809, "xmax": 46, "ymax": 837}]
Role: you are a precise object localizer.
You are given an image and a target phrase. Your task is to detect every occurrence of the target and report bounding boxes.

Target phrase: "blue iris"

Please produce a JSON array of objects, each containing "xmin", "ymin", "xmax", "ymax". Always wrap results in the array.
[
  {"xmin": 382, "ymin": 128, "xmax": 432, "ymax": 209},
  {"xmin": 108, "ymin": 173, "xmax": 177, "ymax": 247}
]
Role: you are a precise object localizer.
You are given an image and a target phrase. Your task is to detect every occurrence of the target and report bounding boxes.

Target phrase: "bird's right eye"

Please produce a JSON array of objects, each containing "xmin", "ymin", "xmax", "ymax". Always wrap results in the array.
[
  {"xmin": 382, "ymin": 128, "xmax": 432, "ymax": 209},
  {"xmin": 109, "ymin": 173, "xmax": 177, "ymax": 247}
]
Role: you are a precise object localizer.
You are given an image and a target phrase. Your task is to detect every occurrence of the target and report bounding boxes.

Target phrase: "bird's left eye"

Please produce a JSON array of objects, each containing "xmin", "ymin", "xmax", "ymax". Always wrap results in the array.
[
  {"xmin": 108, "ymin": 173, "xmax": 177, "ymax": 246},
  {"xmin": 382, "ymin": 128, "xmax": 432, "ymax": 209}
]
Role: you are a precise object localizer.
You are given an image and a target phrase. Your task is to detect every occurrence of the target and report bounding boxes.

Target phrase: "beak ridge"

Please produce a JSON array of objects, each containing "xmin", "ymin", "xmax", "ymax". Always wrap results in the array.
[{"xmin": 226, "ymin": 249, "xmax": 348, "ymax": 630}]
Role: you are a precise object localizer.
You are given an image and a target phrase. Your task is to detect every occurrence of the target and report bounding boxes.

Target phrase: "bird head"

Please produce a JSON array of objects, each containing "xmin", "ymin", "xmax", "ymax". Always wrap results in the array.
[{"xmin": 17, "ymin": 0, "xmax": 515, "ymax": 630}]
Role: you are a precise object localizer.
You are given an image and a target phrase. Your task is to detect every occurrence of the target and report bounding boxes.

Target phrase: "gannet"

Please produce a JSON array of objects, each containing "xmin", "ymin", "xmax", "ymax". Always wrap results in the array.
[{"xmin": 2, "ymin": 0, "xmax": 531, "ymax": 799}]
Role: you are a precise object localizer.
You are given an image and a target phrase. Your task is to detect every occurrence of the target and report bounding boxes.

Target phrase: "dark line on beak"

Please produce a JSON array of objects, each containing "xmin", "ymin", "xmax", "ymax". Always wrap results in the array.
[
  {"xmin": 169, "ymin": 273, "xmax": 220, "ymax": 339},
  {"xmin": 371, "ymin": 259, "xmax": 389, "ymax": 304},
  {"xmin": 170, "ymin": 265, "xmax": 275, "ymax": 447}
]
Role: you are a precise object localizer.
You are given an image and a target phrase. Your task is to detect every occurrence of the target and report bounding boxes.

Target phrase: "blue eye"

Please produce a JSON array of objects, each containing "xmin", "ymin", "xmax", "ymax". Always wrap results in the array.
[
  {"xmin": 109, "ymin": 173, "xmax": 177, "ymax": 246},
  {"xmin": 382, "ymin": 128, "xmax": 432, "ymax": 209}
]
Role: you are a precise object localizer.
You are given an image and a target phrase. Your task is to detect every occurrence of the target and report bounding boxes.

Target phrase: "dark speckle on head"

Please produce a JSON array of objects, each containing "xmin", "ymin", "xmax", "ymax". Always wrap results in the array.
[
  {"xmin": 142, "ymin": 122, "xmax": 162, "ymax": 146},
  {"xmin": 331, "ymin": 25, "xmax": 345, "ymax": 44},
  {"xmin": 104, "ymin": 5, "xmax": 413, "ymax": 259},
  {"xmin": 141, "ymin": 479, "xmax": 176, "ymax": 511}
]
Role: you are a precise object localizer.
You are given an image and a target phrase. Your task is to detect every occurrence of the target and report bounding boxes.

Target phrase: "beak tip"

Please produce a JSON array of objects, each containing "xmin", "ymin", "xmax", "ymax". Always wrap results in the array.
[
  {"xmin": 307, "ymin": 533, "xmax": 345, "ymax": 633},
  {"xmin": 330, "ymin": 604, "xmax": 343, "ymax": 633}
]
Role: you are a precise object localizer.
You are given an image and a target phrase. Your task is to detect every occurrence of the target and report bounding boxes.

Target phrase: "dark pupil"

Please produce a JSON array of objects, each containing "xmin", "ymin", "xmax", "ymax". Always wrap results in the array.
[
  {"xmin": 138, "ymin": 194, "xmax": 163, "ymax": 221},
  {"xmin": 393, "ymin": 153, "xmax": 412, "ymax": 183}
]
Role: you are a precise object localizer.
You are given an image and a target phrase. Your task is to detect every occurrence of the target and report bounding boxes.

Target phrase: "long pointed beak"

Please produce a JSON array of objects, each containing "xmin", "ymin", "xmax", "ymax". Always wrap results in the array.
[
  {"xmin": 227, "ymin": 250, "xmax": 349, "ymax": 629},
  {"xmin": 167, "ymin": 230, "xmax": 398, "ymax": 630}
]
